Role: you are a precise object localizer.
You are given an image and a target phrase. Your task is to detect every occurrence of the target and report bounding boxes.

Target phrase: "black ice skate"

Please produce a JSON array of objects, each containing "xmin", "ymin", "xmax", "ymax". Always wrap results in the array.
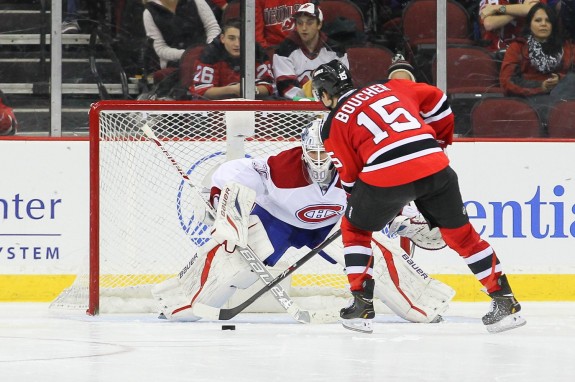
[
  {"xmin": 482, "ymin": 293, "xmax": 526, "ymax": 333},
  {"xmin": 340, "ymin": 279, "xmax": 375, "ymax": 334}
]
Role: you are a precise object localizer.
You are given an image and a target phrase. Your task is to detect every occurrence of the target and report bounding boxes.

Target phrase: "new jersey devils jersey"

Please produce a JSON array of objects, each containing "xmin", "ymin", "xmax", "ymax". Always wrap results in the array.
[
  {"xmin": 190, "ymin": 39, "xmax": 274, "ymax": 97},
  {"xmin": 210, "ymin": 147, "xmax": 346, "ymax": 229},
  {"xmin": 321, "ymin": 79, "xmax": 454, "ymax": 191},
  {"xmin": 256, "ymin": 0, "xmax": 302, "ymax": 48}
]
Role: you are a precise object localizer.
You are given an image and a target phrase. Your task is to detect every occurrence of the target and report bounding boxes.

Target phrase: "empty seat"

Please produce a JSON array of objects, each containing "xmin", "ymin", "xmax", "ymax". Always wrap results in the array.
[
  {"xmin": 470, "ymin": 98, "xmax": 542, "ymax": 138},
  {"xmin": 319, "ymin": 0, "xmax": 365, "ymax": 33},
  {"xmin": 433, "ymin": 45, "xmax": 503, "ymax": 97},
  {"xmin": 402, "ymin": 0, "xmax": 473, "ymax": 53},
  {"xmin": 347, "ymin": 45, "xmax": 394, "ymax": 88},
  {"xmin": 547, "ymin": 100, "xmax": 575, "ymax": 138},
  {"xmin": 222, "ymin": 0, "xmax": 241, "ymax": 23}
]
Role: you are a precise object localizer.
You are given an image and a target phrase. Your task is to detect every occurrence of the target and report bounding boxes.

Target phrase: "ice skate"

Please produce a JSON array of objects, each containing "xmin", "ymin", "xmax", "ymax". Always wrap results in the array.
[
  {"xmin": 482, "ymin": 293, "xmax": 526, "ymax": 333},
  {"xmin": 340, "ymin": 279, "xmax": 375, "ymax": 334}
]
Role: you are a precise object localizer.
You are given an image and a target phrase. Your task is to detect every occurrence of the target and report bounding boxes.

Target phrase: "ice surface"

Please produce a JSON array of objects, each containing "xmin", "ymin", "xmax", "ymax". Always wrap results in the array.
[{"xmin": 1, "ymin": 302, "xmax": 574, "ymax": 381}]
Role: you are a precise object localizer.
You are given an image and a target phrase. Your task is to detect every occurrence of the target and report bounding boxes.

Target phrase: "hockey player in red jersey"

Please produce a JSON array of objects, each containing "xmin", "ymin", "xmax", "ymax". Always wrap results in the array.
[
  {"xmin": 311, "ymin": 59, "xmax": 526, "ymax": 334},
  {"xmin": 151, "ymin": 118, "xmax": 455, "ymax": 325},
  {"xmin": 189, "ymin": 19, "xmax": 274, "ymax": 99}
]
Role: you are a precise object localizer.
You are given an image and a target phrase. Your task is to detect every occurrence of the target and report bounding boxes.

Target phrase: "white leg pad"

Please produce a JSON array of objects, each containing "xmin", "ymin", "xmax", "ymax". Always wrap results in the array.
[
  {"xmin": 151, "ymin": 216, "xmax": 274, "ymax": 321},
  {"xmin": 371, "ymin": 232, "xmax": 455, "ymax": 323},
  {"xmin": 321, "ymin": 230, "xmax": 455, "ymax": 323}
]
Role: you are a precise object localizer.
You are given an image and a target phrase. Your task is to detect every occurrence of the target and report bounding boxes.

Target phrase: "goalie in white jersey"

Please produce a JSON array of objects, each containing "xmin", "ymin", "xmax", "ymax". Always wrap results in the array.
[{"xmin": 152, "ymin": 118, "xmax": 454, "ymax": 325}]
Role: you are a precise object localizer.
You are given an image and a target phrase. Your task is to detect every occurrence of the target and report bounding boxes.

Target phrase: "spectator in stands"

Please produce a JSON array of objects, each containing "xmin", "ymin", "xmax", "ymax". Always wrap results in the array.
[
  {"xmin": 500, "ymin": 3, "xmax": 575, "ymax": 126},
  {"xmin": 143, "ymin": 0, "xmax": 221, "ymax": 69},
  {"xmin": 387, "ymin": 53, "xmax": 416, "ymax": 81},
  {"xmin": 479, "ymin": 0, "xmax": 541, "ymax": 52},
  {"xmin": 62, "ymin": 0, "xmax": 81, "ymax": 34},
  {"xmin": 273, "ymin": 3, "xmax": 348, "ymax": 100},
  {"xmin": 189, "ymin": 18, "xmax": 275, "ymax": 99},
  {"xmin": 203, "ymin": 0, "xmax": 304, "ymax": 49},
  {"xmin": 256, "ymin": 0, "xmax": 302, "ymax": 49},
  {"xmin": 0, "ymin": 90, "xmax": 18, "ymax": 136}
]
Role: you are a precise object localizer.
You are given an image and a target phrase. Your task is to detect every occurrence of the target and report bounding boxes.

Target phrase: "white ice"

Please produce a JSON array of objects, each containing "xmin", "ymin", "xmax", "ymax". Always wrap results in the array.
[{"xmin": 1, "ymin": 302, "xmax": 574, "ymax": 382}]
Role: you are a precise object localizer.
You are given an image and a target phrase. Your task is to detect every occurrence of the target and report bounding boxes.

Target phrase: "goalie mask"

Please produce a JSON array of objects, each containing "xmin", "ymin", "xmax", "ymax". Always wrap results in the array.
[{"xmin": 301, "ymin": 118, "xmax": 336, "ymax": 190}]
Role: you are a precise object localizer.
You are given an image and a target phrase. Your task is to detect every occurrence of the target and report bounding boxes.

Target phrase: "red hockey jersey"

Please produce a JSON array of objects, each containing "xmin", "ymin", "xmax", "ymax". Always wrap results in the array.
[
  {"xmin": 256, "ymin": 0, "xmax": 303, "ymax": 48},
  {"xmin": 321, "ymin": 80, "xmax": 454, "ymax": 190},
  {"xmin": 190, "ymin": 38, "xmax": 274, "ymax": 97}
]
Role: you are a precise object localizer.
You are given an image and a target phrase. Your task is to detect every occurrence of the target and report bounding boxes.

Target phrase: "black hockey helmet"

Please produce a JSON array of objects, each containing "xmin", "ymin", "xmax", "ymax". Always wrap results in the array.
[{"xmin": 311, "ymin": 60, "xmax": 354, "ymax": 100}]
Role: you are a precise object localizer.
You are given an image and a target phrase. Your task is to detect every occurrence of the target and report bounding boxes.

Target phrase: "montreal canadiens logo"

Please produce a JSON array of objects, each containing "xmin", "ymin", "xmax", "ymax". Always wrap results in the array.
[{"xmin": 296, "ymin": 205, "xmax": 344, "ymax": 223}]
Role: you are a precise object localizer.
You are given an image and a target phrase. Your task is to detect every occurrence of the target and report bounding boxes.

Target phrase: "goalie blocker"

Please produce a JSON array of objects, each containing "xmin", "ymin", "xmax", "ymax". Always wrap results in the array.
[{"xmin": 152, "ymin": 185, "xmax": 454, "ymax": 323}]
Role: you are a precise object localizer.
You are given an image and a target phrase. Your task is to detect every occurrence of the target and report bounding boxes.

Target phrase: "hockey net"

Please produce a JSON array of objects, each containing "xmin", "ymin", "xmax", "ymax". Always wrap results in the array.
[{"xmin": 50, "ymin": 100, "xmax": 361, "ymax": 315}]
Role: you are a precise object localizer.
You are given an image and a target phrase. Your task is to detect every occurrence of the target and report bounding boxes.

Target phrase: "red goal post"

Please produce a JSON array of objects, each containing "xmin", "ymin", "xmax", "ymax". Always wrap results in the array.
[{"xmin": 49, "ymin": 100, "xmax": 411, "ymax": 316}]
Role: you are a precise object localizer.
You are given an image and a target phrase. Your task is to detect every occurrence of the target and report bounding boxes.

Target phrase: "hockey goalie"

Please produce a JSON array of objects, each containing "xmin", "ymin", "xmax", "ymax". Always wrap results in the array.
[{"xmin": 151, "ymin": 118, "xmax": 454, "ymax": 327}]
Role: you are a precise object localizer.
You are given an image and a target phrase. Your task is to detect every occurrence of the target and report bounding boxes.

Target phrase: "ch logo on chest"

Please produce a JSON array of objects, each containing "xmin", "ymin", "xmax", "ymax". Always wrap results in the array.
[{"xmin": 296, "ymin": 205, "xmax": 344, "ymax": 223}]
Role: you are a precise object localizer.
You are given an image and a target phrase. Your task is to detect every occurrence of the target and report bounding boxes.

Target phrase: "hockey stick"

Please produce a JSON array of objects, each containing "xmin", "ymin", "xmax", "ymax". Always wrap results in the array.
[
  {"xmin": 192, "ymin": 229, "xmax": 342, "ymax": 321},
  {"xmin": 140, "ymin": 122, "xmax": 321, "ymax": 323}
]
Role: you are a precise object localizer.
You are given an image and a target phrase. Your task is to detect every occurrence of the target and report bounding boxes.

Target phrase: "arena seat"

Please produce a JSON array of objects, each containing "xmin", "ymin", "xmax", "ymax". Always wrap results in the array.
[
  {"xmin": 470, "ymin": 98, "xmax": 542, "ymax": 138},
  {"xmin": 319, "ymin": 0, "xmax": 365, "ymax": 33},
  {"xmin": 347, "ymin": 45, "xmax": 394, "ymax": 88},
  {"xmin": 547, "ymin": 100, "xmax": 575, "ymax": 138}
]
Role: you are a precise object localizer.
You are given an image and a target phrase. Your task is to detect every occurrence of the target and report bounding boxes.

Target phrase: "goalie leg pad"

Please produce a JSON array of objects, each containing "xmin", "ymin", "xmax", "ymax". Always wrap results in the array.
[
  {"xmin": 151, "ymin": 216, "xmax": 274, "ymax": 321},
  {"xmin": 371, "ymin": 233, "xmax": 455, "ymax": 323}
]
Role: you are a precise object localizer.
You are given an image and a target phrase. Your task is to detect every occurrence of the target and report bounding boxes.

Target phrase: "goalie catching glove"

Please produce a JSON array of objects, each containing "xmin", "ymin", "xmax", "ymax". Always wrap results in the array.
[{"xmin": 388, "ymin": 213, "xmax": 446, "ymax": 251}]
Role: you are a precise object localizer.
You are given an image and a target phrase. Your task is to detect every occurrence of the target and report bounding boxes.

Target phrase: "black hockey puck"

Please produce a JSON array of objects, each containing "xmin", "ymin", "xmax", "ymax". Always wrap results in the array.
[{"xmin": 222, "ymin": 325, "xmax": 236, "ymax": 331}]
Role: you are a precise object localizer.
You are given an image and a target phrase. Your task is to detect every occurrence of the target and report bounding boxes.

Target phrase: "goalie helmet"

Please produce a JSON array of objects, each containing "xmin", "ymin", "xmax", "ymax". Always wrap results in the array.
[
  {"xmin": 311, "ymin": 59, "xmax": 354, "ymax": 101},
  {"xmin": 301, "ymin": 117, "xmax": 336, "ymax": 190}
]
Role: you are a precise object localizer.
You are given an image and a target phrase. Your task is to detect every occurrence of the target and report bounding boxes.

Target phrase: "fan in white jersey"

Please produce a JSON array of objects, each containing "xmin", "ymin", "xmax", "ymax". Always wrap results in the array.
[
  {"xmin": 273, "ymin": 3, "xmax": 348, "ymax": 100},
  {"xmin": 151, "ymin": 118, "xmax": 454, "ymax": 323}
]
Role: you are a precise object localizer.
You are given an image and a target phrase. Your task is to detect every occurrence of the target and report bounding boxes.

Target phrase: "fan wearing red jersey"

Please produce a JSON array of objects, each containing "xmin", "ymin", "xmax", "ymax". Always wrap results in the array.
[
  {"xmin": 311, "ymin": 60, "xmax": 526, "ymax": 334},
  {"xmin": 255, "ymin": 0, "xmax": 302, "ymax": 49},
  {"xmin": 189, "ymin": 18, "xmax": 274, "ymax": 99}
]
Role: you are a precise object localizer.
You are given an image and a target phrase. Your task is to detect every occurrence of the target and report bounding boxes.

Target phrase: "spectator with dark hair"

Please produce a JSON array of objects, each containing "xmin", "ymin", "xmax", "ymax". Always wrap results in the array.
[
  {"xmin": 479, "ymin": 0, "xmax": 541, "ymax": 52},
  {"xmin": 143, "ymin": 0, "xmax": 221, "ymax": 69},
  {"xmin": 273, "ymin": 3, "xmax": 348, "ymax": 100},
  {"xmin": 189, "ymin": 19, "xmax": 274, "ymax": 99},
  {"xmin": 500, "ymin": 3, "xmax": 575, "ymax": 126}
]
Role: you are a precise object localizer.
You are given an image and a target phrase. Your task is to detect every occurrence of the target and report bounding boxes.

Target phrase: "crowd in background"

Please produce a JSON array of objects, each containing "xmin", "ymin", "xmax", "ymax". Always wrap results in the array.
[{"xmin": 1, "ymin": 0, "xmax": 575, "ymax": 136}]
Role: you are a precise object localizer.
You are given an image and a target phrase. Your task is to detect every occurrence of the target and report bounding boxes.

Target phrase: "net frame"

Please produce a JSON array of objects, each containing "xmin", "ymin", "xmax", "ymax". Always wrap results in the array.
[{"xmin": 85, "ymin": 100, "xmax": 328, "ymax": 315}]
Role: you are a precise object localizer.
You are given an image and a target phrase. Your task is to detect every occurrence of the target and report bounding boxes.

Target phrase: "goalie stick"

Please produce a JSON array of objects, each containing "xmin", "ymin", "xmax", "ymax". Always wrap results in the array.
[
  {"xmin": 192, "ymin": 229, "xmax": 342, "ymax": 321},
  {"xmin": 140, "ymin": 122, "xmax": 327, "ymax": 324}
]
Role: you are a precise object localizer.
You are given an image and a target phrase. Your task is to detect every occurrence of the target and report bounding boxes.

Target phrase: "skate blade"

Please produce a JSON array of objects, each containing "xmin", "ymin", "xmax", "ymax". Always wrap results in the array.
[
  {"xmin": 485, "ymin": 312, "xmax": 527, "ymax": 334},
  {"xmin": 341, "ymin": 318, "xmax": 373, "ymax": 334}
]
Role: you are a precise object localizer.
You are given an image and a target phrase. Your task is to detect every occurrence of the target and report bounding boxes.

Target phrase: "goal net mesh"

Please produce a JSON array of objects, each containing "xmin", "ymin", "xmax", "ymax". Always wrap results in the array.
[{"xmin": 50, "ymin": 101, "xmax": 355, "ymax": 314}]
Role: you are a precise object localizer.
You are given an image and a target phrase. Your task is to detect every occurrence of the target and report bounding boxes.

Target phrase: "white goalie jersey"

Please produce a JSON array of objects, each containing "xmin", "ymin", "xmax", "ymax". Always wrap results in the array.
[{"xmin": 210, "ymin": 146, "xmax": 347, "ymax": 230}]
